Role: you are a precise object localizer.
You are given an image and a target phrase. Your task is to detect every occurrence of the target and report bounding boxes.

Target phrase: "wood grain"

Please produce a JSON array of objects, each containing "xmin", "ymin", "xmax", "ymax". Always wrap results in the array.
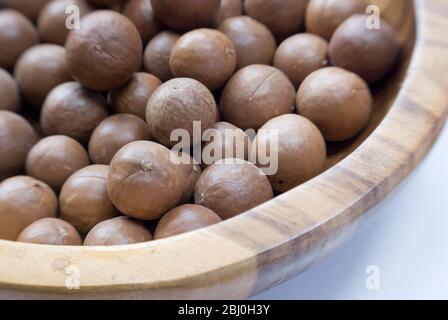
[{"xmin": 1, "ymin": 0, "xmax": 447, "ymax": 299}]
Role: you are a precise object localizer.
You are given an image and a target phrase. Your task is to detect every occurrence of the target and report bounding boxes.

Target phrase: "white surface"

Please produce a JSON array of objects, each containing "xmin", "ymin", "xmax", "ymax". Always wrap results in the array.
[{"xmin": 253, "ymin": 123, "xmax": 448, "ymax": 300}]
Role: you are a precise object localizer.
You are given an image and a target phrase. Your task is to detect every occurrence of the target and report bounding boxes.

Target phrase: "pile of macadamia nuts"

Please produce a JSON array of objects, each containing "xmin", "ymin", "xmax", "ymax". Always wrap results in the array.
[{"xmin": 0, "ymin": 0, "xmax": 400, "ymax": 246}]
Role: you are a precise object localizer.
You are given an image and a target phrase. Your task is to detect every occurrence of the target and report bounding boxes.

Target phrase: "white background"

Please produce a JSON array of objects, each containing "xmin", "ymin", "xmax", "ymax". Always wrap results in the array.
[{"xmin": 253, "ymin": 123, "xmax": 448, "ymax": 300}]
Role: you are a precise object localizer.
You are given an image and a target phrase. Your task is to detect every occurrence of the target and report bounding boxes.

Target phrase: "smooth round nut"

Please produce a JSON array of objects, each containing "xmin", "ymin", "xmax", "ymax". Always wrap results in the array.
[
  {"xmin": 297, "ymin": 67, "xmax": 373, "ymax": 141},
  {"xmin": 218, "ymin": 16, "xmax": 276, "ymax": 69},
  {"xmin": 251, "ymin": 114, "xmax": 327, "ymax": 192},
  {"xmin": 37, "ymin": 0, "xmax": 93, "ymax": 45},
  {"xmin": 0, "ymin": 10, "xmax": 39, "ymax": 69},
  {"xmin": 0, "ymin": 68, "xmax": 21, "ymax": 112},
  {"xmin": 65, "ymin": 10, "xmax": 142, "ymax": 91},
  {"xmin": 15, "ymin": 44, "xmax": 72, "ymax": 109},
  {"xmin": 109, "ymin": 72, "xmax": 162, "ymax": 120},
  {"xmin": 154, "ymin": 204, "xmax": 221, "ymax": 239},
  {"xmin": 0, "ymin": 176, "xmax": 57, "ymax": 240},
  {"xmin": 0, "ymin": 111, "xmax": 38, "ymax": 180},
  {"xmin": 221, "ymin": 65, "xmax": 295, "ymax": 130},
  {"xmin": 143, "ymin": 31, "xmax": 180, "ymax": 82},
  {"xmin": 195, "ymin": 159, "xmax": 273, "ymax": 219},
  {"xmin": 108, "ymin": 141, "xmax": 184, "ymax": 220},
  {"xmin": 17, "ymin": 218, "xmax": 82, "ymax": 245},
  {"xmin": 122, "ymin": 0, "xmax": 160, "ymax": 44},
  {"xmin": 306, "ymin": 0, "xmax": 366, "ymax": 41},
  {"xmin": 26, "ymin": 135, "xmax": 90, "ymax": 191},
  {"xmin": 151, "ymin": 0, "xmax": 220, "ymax": 31},
  {"xmin": 89, "ymin": 114, "xmax": 150, "ymax": 165},
  {"xmin": 60, "ymin": 165, "xmax": 119, "ymax": 235},
  {"xmin": 215, "ymin": 0, "xmax": 243, "ymax": 25},
  {"xmin": 274, "ymin": 33, "xmax": 329, "ymax": 89},
  {"xmin": 146, "ymin": 78, "xmax": 219, "ymax": 147},
  {"xmin": 84, "ymin": 216, "xmax": 153, "ymax": 246},
  {"xmin": 329, "ymin": 14, "xmax": 400, "ymax": 83},
  {"xmin": 170, "ymin": 28, "xmax": 237, "ymax": 91},
  {"xmin": 40, "ymin": 82, "xmax": 108, "ymax": 143},
  {"xmin": 0, "ymin": 0, "xmax": 51, "ymax": 21}
]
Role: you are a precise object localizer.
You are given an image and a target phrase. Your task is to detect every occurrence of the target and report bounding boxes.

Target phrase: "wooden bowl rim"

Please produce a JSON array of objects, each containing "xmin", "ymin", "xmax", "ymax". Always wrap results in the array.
[{"xmin": 1, "ymin": 0, "xmax": 447, "ymax": 298}]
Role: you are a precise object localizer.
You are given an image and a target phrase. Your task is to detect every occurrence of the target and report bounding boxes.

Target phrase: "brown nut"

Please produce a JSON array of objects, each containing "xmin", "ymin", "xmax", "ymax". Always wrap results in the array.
[
  {"xmin": 202, "ymin": 122, "xmax": 251, "ymax": 166},
  {"xmin": 194, "ymin": 159, "xmax": 273, "ymax": 219},
  {"xmin": 218, "ymin": 16, "xmax": 276, "ymax": 69},
  {"xmin": 17, "ymin": 218, "xmax": 82, "ymax": 245},
  {"xmin": 151, "ymin": 0, "xmax": 220, "ymax": 31},
  {"xmin": 0, "ymin": 10, "xmax": 39, "ymax": 70},
  {"xmin": 40, "ymin": 82, "xmax": 108, "ymax": 143},
  {"xmin": 329, "ymin": 14, "xmax": 400, "ymax": 83},
  {"xmin": 107, "ymin": 141, "xmax": 184, "ymax": 220},
  {"xmin": 0, "ymin": 0, "xmax": 51, "ymax": 21},
  {"xmin": 37, "ymin": 0, "xmax": 94, "ymax": 45},
  {"xmin": 143, "ymin": 31, "xmax": 180, "ymax": 82},
  {"xmin": 0, "ymin": 111, "xmax": 38, "ymax": 180},
  {"xmin": 0, "ymin": 176, "xmax": 57, "ymax": 240},
  {"xmin": 306, "ymin": 0, "xmax": 366, "ymax": 41},
  {"xmin": 26, "ymin": 135, "xmax": 90, "ymax": 191},
  {"xmin": 297, "ymin": 67, "xmax": 373, "ymax": 141},
  {"xmin": 220, "ymin": 65, "xmax": 295, "ymax": 130},
  {"xmin": 154, "ymin": 204, "xmax": 221, "ymax": 239},
  {"xmin": 65, "ymin": 10, "xmax": 142, "ymax": 91},
  {"xmin": 84, "ymin": 216, "xmax": 153, "ymax": 246},
  {"xmin": 170, "ymin": 29, "xmax": 237, "ymax": 91},
  {"xmin": 274, "ymin": 33, "xmax": 329, "ymax": 89},
  {"xmin": 60, "ymin": 165, "xmax": 119, "ymax": 235},
  {"xmin": 109, "ymin": 72, "xmax": 162, "ymax": 120},
  {"xmin": 89, "ymin": 114, "xmax": 150, "ymax": 165},
  {"xmin": 244, "ymin": 0, "xmax": 309, "ymax": 40},
  {"xmin": 122, "ymin": 0, "xmax": 160, "ymax": 44},
  {"xmin": 170, "ymin": 150, "xmax": 202, "ymax": 204},
  {"xmin": 15, "ymin": 44, "xmax": 72, "ymax": 109},
  {"xmin": 251, "ymin": 114, "xmax": 326, "ymax": 192},
  {"xmin": 0, "ymin": 68, "xmax": 21, "ymax": 112},
  {"xmin": 215, "ymin": 0, "xmax": 243, "ymax": 26},
  {"xmin": 146, "ymin": 78, "xmax": 219, "ymax": 147}
]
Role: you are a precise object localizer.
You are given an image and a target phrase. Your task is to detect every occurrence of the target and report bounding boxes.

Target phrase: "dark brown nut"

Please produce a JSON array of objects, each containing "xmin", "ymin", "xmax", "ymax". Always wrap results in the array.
[
  {"xmin": 0, "ymin": 0, "xmax": 51, "ymax": 21},
  {"xmin": 220, "ymin": 65, "xmax": 295, "ymax": 130},
  {"xmin": 89, "ymin": 114, "xmax": 150, "ymax": 165},
  {"xmin": 107, "ymin": 141, "xmax": 184, "ymax": 220},
  {"xmin": 146, "ymin": 78, "xmax": 219, "ymax": 147},
  {"xmin": 37, "ymin": 0, "xmax": 94, "ymax": 45},
  {"xmin": 251, "ymin": 114, "xmax": 326, "ymax": 192},
  {"xmin": 215, "ymin": 0, "xmax": 243, "ymax": 26},
  {"xmin": 170, "ymin": 150, "xmax": 202, "ymax": 203},
  {"xmin": 244, "ymin": 0, "xmax": 309, "ymax": 40},
  {"xmin": 0, "ymin": 111, "xmax": 38, "ymax": 180},
  {"xmin": 306, "ymin": 0, "xmax": 366, "ymax": 41},
  {"xmin": 297, "ymin": 67, "xmax": 373, "ymax": 141},
  {"xmin": 17, "ymin": 218, "xmax": 82, "ymax": 245},
  {"xmin": 15, "ymin": 44, "xmax": 72, "ymax": 109},
  {"xmin": 65, "ymin": 10, "xmax": 142, "ymax": 91},
  {"xmin": 40, "ymin": 82, "xmax": 108, "ymax": 143},
  {"xmin": 151, "ymin": 0, "xmax": 220, "ymax": 31},
  {"xmin": 0, "ymin": 68, "xmax": 21, "ymax": 112},
  {"xmin": 202, "ymin": 122, "xmax": 251, "ymax": 166},
  {"xmin": 84, "ymin": 216, "xmax": 152, "ymax": 246},
  {"xmin": 0, "ymin": 176, "xmax": 57, "ymax": 240},
  {"xmin": 109, "ymin": 72, "xmax": 162, "ymax": 120},
  {"xmin": 0, "ymin": 10, "xmax": 39, "ymax": 70},
  {"xmin": 274, "ymin": 33, "xmax": 329, "ymax": 89},
  {"xmin": 60, "ymin": 165, "xmax": 119, "ymax": 235},
  {"xmin": 122, "ymin": 0, "xmax": 160, "ymax": 44},
  {"xmin": 26, "ymin": 135, "xmax": 90, "ymax": 191},
  {"xmin": 154, "ymin": 204, "xmax": 221, "ymax": 239},
  {"xmin": 329, "ymin": 14, "xmax": 400, "ymax": 83},
  {"xmin": 143, "ymin": 31, "xmax": 180, "ymax": 82},
  {"xmin": 194, "ymin": 159, "xmax": 273, "ymax": 219},
  {"xmin": 218, "ymin": 16, "xmax": 276, "ymax": 69},
  {"xmin": 170, "ymin": 29, "xmax": 237, "ymax": 91}
]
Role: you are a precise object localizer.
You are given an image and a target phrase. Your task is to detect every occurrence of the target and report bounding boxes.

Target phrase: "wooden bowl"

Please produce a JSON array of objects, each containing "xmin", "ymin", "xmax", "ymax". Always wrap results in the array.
[{"xmin": 1, "ymin": 0, "xmax": 448, "ymax": 299}]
